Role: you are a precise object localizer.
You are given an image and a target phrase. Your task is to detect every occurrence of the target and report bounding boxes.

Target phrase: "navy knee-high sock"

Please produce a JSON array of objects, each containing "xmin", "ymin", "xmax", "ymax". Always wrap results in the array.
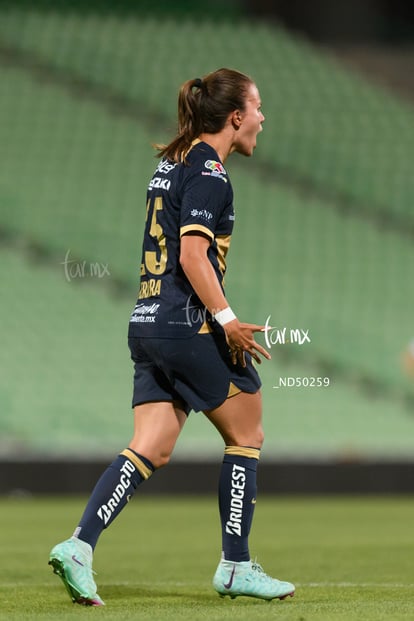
[
  {"xmin": 218, "ymin": 446, "xmax": 260, "ymax": 562},
  {"xmin": 73, "ymin": 448, "xmax": 154, "ymax": 550}
]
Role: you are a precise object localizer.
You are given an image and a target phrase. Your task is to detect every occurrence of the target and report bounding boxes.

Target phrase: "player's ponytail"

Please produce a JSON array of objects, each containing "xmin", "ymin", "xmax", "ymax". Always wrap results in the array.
[{"xmin": 156, "ymin": 68, "xmax": 253, "ymax": 163}]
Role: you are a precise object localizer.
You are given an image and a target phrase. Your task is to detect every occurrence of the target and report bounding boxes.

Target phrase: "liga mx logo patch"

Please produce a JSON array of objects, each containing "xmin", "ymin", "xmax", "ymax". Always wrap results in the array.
[{"xmin": 203, "ymin": 160, "xmax": 227, "ymax": 182}]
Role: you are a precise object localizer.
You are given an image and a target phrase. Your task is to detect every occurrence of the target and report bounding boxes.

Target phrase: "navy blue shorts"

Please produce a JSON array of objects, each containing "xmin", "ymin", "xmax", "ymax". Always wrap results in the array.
[{"xmin": 128, "ymin": 332, "xmax": 261, "ymax": 415}]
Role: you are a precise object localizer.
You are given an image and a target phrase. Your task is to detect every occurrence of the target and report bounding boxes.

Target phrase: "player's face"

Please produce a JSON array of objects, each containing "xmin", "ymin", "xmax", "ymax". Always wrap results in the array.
[{"xmin": 234, "ymin": 84, "xmax": 264, "ymax": 157}]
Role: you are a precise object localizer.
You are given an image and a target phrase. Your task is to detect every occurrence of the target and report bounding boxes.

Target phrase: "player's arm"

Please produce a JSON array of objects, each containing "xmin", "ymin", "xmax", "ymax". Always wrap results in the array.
[{"xmin": 180, "ymin": 232, "xmax": 270, "ymax": 366}]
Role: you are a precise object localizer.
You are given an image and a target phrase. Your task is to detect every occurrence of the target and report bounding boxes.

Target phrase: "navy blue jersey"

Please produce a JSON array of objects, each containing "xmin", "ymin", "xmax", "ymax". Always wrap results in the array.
[{"xmin": 128, "ymin": 141, "xmax": 235, "ymax": 338}]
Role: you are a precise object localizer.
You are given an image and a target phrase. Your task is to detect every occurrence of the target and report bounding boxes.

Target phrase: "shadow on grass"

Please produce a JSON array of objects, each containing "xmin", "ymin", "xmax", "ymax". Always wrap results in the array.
[{"xmin": 102, "ymin": 583, "xmax": 292, "ymax": 608}]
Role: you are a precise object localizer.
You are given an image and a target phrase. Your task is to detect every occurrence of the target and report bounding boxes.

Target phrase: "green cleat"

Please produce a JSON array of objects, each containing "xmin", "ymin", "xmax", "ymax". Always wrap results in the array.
[
  {"xmin": 48, "ymin": 537, "xmax": 105, "ymax": 606},
  {"xmin": 213, "ymin": 558, "xmax": 295, "ymax": 601}
]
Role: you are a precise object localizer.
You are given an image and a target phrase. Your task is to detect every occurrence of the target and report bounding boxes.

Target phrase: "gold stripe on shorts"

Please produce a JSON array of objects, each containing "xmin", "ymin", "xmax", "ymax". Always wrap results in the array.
[{"xmin": 197, "ymin": 320, "xmax": 213, "ymax": 334}]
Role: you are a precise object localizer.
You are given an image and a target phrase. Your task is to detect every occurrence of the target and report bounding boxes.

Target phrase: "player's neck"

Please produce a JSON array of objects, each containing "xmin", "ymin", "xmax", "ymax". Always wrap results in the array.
[{"xmin": 198, "ymin": 130, "xmax": 233, "ymax": 164}]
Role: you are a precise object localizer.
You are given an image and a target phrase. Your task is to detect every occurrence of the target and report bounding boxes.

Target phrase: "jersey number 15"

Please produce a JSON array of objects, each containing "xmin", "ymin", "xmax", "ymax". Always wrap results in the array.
[{"xmin": 143, "ymin": 196, "xmax": 167, "ymax": 275}]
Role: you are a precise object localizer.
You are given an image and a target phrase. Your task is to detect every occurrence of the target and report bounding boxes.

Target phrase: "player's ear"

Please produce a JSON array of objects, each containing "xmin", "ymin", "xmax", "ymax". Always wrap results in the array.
[{"xmin": 231, "ymin": 109, "xmax": 243, "ymax": 130}]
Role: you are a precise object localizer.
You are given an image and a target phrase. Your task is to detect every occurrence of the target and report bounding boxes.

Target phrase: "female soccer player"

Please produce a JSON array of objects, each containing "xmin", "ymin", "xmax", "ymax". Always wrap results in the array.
[{"xmin": 49, "ymin": 68, "xmax": 295, "ymax": 606}]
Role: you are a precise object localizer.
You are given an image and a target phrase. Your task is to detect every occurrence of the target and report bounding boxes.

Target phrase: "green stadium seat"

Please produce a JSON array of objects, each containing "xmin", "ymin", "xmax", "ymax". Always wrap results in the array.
[{"xmin": 1, "ymin": 5, "xmax": 414, "ymax": 458}]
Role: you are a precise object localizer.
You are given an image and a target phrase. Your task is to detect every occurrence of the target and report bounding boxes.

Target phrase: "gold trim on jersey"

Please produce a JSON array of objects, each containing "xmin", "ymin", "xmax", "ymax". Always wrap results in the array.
[
  {"xmin": 224, "ymin": 446, "xmax": 261, "ymax": 460},
  {"xmin": 216, "ymin": 234, "xmax": 231, "ymax": 276},
  {"xmin": 181, "ymin": 138, "xmax": 202, "ymax": 162},
  {"xmin": 180, "ymin": 224, "xmax": 214, "ymax": 240},
  {"xmin": 121, "ymin": 449, "xmax": 153, "ymax": 479}
]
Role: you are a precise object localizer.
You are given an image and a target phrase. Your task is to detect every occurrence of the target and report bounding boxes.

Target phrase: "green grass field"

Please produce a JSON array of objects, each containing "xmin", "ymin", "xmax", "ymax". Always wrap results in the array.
[{"xmin": 1, "ymin": 495, "xmax": 413, "ymax": 620}]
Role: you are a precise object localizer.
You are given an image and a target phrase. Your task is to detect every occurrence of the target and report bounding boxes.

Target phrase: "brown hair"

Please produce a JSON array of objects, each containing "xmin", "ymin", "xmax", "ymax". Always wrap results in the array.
[{"xmin": 157, "ymin": 68, "xmax": 254, "ymax": 163}]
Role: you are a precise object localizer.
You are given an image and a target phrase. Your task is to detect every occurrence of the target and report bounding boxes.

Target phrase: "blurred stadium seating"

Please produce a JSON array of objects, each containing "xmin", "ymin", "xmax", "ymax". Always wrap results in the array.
[{"xmin": 1, "ymin": 3, "xmax": 414, "ymax": 461}]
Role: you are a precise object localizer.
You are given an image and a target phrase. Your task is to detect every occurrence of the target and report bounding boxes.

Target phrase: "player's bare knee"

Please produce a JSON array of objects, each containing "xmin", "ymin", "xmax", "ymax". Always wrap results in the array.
[
  {"xmin": 247, "ymin": 424, "xmax": 264, "ymax": 448},
  {"xmin": 151, "ymin": 451, "xmax": 172, "ymax": 469},
  {"xmin": 226, "ymin": 428, "xmax": 264, "ymax": 449},
  {"xmin": 248, "ymin": 430, "xmax": 264, "ymax": 449}
]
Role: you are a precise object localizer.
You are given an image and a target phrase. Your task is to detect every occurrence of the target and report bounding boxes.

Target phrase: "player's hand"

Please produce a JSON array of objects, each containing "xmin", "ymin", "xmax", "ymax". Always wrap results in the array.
[{"xmin": 223, "ymin": 319, "xmax": 271, "ymax": 367}]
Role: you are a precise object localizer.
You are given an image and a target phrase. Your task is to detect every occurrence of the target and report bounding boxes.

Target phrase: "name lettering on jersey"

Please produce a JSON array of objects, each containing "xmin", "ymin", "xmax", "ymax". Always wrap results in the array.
[
  {"xmin": 155, "ymin": 159, "xmax": 178, "ymax": 175},
  {"xmin": 138, "ymin": 278, "xmax": 161, "ymax": 300},
  {"xmin": 225, "ymin": 464, "xmax": 246, "ymax": 537},
  {"xmin": 202, "ymin": 159, "xmax": 228, "ymax": 183},
  {"xmin": 148, "ymin": 177, "xmax": 171, "ymax": 191},
  {"xmin": 97, "ymin": 460, "xmax": 135, "ymax": 526}
]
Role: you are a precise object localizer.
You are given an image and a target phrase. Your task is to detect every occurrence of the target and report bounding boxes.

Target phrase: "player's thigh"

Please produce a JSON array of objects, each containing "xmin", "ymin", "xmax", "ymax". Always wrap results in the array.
[
  {"xmin": 203, "ymin": 389, "xmax": 264, "ymax": 448},
  {"xmin": 129, "ymin": 401, "xmax": 187, "ymax": 468}
]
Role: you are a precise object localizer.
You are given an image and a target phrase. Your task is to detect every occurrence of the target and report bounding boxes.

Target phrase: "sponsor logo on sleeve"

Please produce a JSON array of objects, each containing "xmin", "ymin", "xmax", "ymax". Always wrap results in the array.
[
  {"xmin": 202, "ymin": 159, "xmax": 228, "ymax": 183},
  {"xmin": 190, "ymin": 208, "xmax": 213, "ymax": 221}
]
